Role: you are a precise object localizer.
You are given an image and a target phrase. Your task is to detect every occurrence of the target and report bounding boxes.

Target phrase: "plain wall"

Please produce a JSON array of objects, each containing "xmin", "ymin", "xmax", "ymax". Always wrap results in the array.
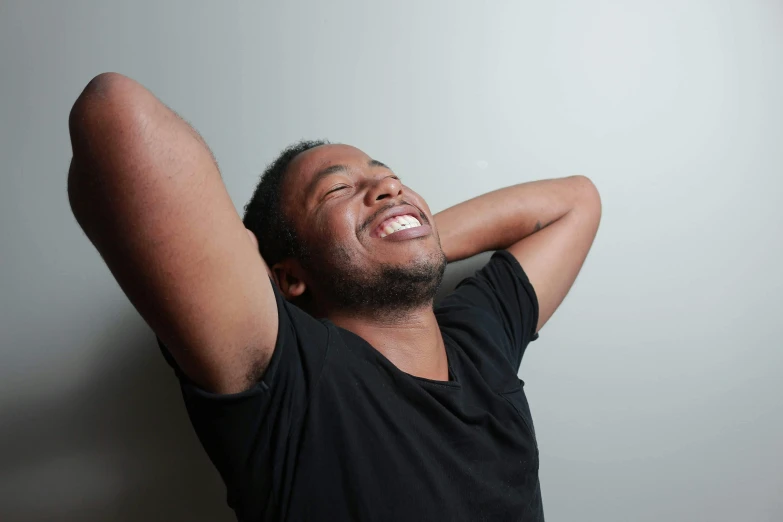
[{"xmin": 1, "ymin": 1, "xmax": 781, "ymax": 520}]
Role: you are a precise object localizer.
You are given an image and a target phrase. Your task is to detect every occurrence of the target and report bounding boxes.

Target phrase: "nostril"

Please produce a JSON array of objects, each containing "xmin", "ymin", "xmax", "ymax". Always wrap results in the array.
[{"xmin": 376, "ymin": 194, "xmax": 390, "ymax": 201}]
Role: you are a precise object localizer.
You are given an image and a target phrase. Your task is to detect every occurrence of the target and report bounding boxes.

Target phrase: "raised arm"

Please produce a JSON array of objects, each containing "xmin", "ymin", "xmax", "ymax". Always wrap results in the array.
[
  {"xmin": 434, "ymin": 176, "xmax": 601, "ymax": 332},
  {"xmin": 67, "ymin": 73, "xmax": 278, "ymax": 394}
]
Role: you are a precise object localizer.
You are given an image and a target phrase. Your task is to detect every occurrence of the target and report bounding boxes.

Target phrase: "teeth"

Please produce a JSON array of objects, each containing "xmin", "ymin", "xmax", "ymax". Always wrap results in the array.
[{"xmin": 378, "ymin": 214, "xmax": 423, "ymax": 238}]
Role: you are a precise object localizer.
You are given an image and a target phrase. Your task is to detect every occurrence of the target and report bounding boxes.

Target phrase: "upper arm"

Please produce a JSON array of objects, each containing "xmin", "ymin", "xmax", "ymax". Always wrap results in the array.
[
  {"xmin": 506, "ymin": 176, "xmax": 601, "ymax": 333},
  {"xmin": 68, "ymin": 73, "xmax": 277, "ymax": 394}
]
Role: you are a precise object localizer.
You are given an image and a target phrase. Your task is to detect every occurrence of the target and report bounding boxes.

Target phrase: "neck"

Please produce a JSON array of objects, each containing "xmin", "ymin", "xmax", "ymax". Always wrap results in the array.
[{"xmin": 329, "ymin": 303, "xmax": 449, "ymax": 381}]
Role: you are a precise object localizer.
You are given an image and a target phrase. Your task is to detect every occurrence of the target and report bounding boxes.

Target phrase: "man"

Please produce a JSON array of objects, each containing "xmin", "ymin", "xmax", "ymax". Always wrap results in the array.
[{"xmin": 68, "ymin": 73, "xmax": 601, "ymax": 522}]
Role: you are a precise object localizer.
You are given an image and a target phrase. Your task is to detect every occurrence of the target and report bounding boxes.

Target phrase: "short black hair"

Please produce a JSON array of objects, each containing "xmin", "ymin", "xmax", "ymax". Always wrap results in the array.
[{"xmin": 243, "ymin": 139, "xmax": 329, "ymax": 266}]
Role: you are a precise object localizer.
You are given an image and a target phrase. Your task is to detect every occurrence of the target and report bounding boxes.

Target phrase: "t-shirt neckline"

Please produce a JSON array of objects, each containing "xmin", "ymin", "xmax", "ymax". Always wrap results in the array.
[{"xmin": 332, "ymin": 323, "xmax": 462, "ymax": 389}]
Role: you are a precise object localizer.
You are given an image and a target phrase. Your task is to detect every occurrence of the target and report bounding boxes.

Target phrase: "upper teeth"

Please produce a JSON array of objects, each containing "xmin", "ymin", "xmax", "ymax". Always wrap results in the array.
[{"xmin": 379, "ymin": 214, "xmax": 422, "ymax": 238}]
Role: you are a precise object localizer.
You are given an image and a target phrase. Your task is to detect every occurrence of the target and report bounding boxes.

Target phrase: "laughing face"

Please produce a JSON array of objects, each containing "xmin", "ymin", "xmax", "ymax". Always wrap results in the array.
[{"xmin": 278, "ymin": 144, "xmax": 447, "ymax": 318}]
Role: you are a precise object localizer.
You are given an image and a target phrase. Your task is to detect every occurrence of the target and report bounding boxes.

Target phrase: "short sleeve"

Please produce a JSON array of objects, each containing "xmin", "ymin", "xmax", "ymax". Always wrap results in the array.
[
  {"xmin": 436, "ymin": 250, "xmax": 539, "ymax": 371},
  {"xmin": 156, "ymin": 280, "xmax": 329, "ymax": 516}
]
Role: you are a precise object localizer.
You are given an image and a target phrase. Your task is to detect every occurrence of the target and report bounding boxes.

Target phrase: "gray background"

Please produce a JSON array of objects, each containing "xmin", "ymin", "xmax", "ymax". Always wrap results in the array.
[{"xmin": 1, "ymin": 1, "xmax": 781, "ymax": 521}]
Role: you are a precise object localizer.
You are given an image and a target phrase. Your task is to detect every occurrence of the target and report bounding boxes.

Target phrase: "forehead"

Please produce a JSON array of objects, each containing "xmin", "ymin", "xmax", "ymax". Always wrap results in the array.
[{"xmin": 284, "ymin": 144, "xmax": 372, "ymax": 195}]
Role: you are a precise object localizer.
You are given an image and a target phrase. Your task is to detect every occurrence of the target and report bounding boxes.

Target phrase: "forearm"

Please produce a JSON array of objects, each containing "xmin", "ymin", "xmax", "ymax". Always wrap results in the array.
[{"xmin": 433, "ymin": 175, "xmax": 597, "ymax": 262}]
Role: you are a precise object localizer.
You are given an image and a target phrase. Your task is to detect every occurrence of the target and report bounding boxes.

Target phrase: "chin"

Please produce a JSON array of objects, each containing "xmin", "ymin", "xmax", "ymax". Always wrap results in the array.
[
  {"xmin": 322, "ymin": 245, "xmax": 447, "ymax": 315},
  {"xmin": 386, "ymin": 244, "xmax": 444, "ymax": 268}
]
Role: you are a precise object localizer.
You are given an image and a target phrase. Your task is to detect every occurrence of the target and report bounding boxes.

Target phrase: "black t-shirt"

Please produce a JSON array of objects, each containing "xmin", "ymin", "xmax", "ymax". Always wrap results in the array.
[{"xmin": 159, "ymin": 250, "xmax": 543, "ymax": 521}]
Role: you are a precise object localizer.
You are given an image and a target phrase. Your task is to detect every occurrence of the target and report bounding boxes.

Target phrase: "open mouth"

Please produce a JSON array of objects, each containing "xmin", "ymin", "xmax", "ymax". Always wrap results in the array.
[{"xmin": 374, "ymin": 214, "xmax": 423, "ymax": 238}]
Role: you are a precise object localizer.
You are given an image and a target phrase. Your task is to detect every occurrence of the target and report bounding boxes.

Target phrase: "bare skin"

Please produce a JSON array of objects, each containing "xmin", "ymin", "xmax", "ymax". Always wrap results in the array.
[
  {"xmin": 269, "ymin": 145, "xmax": 451, "ymax": 380},
  {"xmin": 68, "ymin": 72, "xmax": 601, "ymax": 393}
]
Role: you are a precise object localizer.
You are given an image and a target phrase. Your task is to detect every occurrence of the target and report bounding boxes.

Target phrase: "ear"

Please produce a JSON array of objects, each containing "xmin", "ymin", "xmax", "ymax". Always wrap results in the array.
[{"xmin": 271, "ymin": 259, "xmax": 307, "ymax": 300}]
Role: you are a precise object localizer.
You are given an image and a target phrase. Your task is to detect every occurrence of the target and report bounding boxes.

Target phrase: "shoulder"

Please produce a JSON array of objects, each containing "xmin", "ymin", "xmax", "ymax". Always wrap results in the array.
[
  {"xmin": 435, "ymin": 250, "xmax": 538, "ymax": 333},
  {"xmin": 435, "ymin": 250, "xmax": 540, "ymax": 373}
]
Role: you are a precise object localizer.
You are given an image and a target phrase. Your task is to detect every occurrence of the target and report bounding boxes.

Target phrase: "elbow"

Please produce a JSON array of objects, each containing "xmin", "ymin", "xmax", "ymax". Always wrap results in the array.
[
  {"xmin": 68, "ymin": 72, "xmax": 151, "ymax": 174},
  {"xmin": 569, "ymin": 175, "xmax": 602, "ymax": 227},
  {"xmin": 574, "ymin": 175, "xmax": 601, "ymax": 208},
  {"xmin": 68, "ymin": 73, "xmax": 156, "ymax": 152},
  {"xmin": 67, "ymin": 72, "xmax": 152, "ymax": 224},
  {"xmin": 69, "ymin": 72, "xmax": 140, "ymax": 141}
]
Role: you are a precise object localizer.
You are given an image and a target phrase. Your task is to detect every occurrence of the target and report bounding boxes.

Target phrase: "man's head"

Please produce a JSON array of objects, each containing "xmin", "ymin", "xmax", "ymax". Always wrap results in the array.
[{"xmin": 244, "ymin": 141, "xmax": 446, "ymax": 319}]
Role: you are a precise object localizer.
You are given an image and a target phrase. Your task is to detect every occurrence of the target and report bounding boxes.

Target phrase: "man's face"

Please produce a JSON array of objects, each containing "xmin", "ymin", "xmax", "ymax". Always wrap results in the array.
[{"xmin": 280, "ymin": 144, "xmax": 446, "ymax": 317}]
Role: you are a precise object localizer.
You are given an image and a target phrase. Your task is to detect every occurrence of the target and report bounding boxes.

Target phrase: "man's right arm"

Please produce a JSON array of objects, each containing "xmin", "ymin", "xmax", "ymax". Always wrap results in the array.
[{"xmin": 68, "ymin": 72, "xmax": 277, "ymax": 394}]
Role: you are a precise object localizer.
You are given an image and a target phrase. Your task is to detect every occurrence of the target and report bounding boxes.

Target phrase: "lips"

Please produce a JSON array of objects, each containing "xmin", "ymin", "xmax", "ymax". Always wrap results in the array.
[{"xmin": 367, "ymin": 204, "xmax": 427, "ymax": 239}]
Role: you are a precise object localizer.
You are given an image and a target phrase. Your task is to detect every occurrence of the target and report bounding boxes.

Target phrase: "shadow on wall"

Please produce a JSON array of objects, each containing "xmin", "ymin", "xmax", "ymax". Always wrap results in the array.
[
  {"xmin": 0, "ymin": 307, "xmax": 234, "ymax": 522},
  {"xmin": 0, "ymin": 254, "xmax": 489, "ymax": 522}
]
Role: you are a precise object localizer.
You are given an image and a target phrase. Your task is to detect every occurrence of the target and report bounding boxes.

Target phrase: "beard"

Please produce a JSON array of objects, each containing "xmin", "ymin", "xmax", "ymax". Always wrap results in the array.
[{"xmin": 302, "ymin": 241, "xmax": 447, "ymax": 320}]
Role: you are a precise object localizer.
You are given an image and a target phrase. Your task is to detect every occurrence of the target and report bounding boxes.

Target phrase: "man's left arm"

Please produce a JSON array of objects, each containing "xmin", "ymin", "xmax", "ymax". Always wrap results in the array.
[{"xmin": 433, "ymin": 176, "xmax": 602, "ymax": 333}]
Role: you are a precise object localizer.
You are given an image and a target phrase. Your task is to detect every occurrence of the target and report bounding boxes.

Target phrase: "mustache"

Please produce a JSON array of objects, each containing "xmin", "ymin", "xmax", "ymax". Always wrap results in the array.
[{"xmin": 359, "ymin": 201, "xmax": 429, "ymax": 234}]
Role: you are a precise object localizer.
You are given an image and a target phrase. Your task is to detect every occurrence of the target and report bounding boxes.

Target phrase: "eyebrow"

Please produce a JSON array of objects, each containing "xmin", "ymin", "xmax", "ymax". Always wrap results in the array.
[
  {"xmin": 307, "ymin": 159, "xmax": 391, "ymax": 195},
  {"xmin": 369, "ymin": 159, "xmax": 389, "ymax": 169}
]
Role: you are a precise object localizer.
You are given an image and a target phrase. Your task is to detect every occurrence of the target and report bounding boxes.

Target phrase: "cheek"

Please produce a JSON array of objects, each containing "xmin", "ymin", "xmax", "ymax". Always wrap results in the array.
[
  {"xmin": 311, "ymin": 208, "xmax": 359, "ymax": 252},
  {"xmin": 406, "ymin": 189, "xmax": 430, "ymax": 213}
]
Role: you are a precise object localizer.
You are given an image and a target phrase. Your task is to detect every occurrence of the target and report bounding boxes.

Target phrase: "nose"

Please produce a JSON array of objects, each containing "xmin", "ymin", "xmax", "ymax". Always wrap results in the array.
[{"xmin": 365, "ymin": 176, "xmax": 403, "ymax": 205}]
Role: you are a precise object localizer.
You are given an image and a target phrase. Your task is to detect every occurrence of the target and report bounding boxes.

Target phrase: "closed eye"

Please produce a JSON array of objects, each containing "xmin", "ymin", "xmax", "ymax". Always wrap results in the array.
[{"xmin": 326, "ymin": 184, "xmax": 349, "ymax": 195}]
